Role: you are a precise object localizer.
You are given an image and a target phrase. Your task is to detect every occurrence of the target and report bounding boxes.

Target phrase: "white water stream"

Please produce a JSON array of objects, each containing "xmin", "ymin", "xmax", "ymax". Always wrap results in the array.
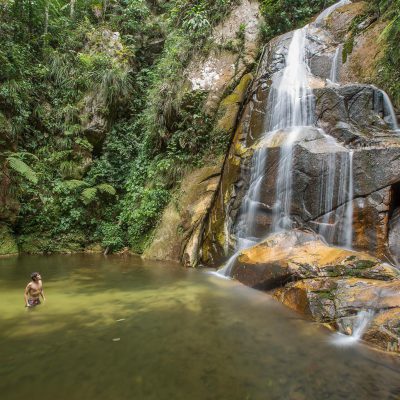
[
  {"xmin": 331, "ymin": 310, "xmax": 375, "ymax": 346},
  {"xmin": 381, "ymin": 90, "xmax": 399, "ymax": 131},
  {"xmin": 315, "ymin": 0, "xmax": 352, "ymax": 25},
  {"xmin": 329, "ymin": 45, "xmax": 342, "ymax": 83}
]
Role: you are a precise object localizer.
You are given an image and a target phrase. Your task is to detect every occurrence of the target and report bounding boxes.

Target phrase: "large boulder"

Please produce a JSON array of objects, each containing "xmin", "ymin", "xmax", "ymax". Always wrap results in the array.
[
  {"xmin": 228, "ymin": 229, "xmax": 400, "ymax": 351},
  {"xmin": 230, "ymin": 230, "xmax": 398, "ymax": 288}
]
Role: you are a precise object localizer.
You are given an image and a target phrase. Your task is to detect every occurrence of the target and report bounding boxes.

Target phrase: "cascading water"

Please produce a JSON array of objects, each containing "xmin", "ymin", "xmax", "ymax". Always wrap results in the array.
[
  {"xmin": 343, "ymin": 150, "xmax": 354, "ymax": 248},
  {"xmin": 315, "ymin": 0, "xmax": 352, "ymax": 25},
  {"xmin": 316, "ymin": 139, "xmax": 354, "ymax": 247},
  {"xmin": 381, "ymin": 90, "xmax": 399, "ymax": 131},
  {"xmin": 331, "ymin": 310, "xmax": 375, "ymax": 346},
  {"xmin": 329, "ymin": 45, "xmax": 342, "ymax": 84},
  {"xmin": 217, "ymin": 27, "xmax": 313, "ymax": 276},
  {"xmin": 267, "ymin": 27, "xmax": 314, "ymax": 231}
]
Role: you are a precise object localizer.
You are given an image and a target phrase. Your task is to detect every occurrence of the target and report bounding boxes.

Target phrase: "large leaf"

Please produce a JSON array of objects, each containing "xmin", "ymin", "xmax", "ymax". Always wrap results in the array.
[{"xmin": 7, "ymin": 157, "xmax": 38, "ymax": 184}]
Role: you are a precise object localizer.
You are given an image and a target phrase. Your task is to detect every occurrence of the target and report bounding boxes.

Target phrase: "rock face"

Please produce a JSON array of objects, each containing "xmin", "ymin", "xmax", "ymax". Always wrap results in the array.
[
  {"xmin": 200, "ymin": 2, "xmax": 400, "ymax": 266},
  {"xmin": 143, "ymin": 162, "xmax": 222, "ymax": 266},
  {"xmin": 146, "ymin": 0, "xmax": 263, "ymax": 264},
  {"xmin": 187, "ymin": 0, "xmax": 261, "ymax": 113},
  {"xmin": 230, "ymin": 229, "xmax": 400, "ymax": 351},
  {"xmin": 389, "ymin": 207, "xmax": 400, "ymax": 264}
]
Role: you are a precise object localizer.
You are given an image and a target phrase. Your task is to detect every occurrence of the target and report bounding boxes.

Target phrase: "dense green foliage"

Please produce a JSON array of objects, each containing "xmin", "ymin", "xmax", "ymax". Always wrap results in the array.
[
  {"xmin": 372, "ymin": 0, "xmax": 400, "ymax": 108},
  {"xmin": 259, "ymin": 0, "xmax": 336, "ymax": 42},
  {"xmin": 0, "ymin": 0, "xmax": 238, "ymax": 254},
  {"xmin": 1, "ymin": 0, "xmax": 399, "ymax": 255}
]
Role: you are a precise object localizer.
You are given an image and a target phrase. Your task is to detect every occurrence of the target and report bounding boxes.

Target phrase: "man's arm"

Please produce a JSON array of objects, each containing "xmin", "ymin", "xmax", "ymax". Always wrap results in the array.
[
  {"xmin": 24, "ymin": 283, "xmax": 30, "ymax": 307},
  {"xmin": 40, "ymin": 287, "xmax": 46, "ymax": 302}
]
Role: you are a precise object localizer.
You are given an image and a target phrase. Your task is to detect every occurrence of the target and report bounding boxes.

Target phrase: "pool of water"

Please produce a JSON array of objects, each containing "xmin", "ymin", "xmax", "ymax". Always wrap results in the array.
[{"xmin": 0, "ymin": 254, "xmax": 399, "ymax": 400}]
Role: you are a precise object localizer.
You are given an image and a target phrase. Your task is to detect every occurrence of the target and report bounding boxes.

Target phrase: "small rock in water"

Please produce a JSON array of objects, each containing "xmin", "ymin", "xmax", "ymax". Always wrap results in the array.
[{"xmin": 112, "ymin": 338, "xmax": 121, "ymax": 342}]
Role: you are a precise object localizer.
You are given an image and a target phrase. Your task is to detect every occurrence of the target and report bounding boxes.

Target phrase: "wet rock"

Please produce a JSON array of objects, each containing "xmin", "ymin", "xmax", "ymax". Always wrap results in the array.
[
  {"xmin": 143, "ymin": 164, "xmax": 222, "ymax": 266},
  {"xmin": 310, "ymin": 186, "xmax": 391, "ymax": 258},
  {"xmin": 324, "ymin": 1, "xmax": 368, "ymax": 41},
  {"xmin": 315, "ymin": 84, "xmax": 391, "ymax": 136},
  {"xmin": 389, "ymin": 207, "xmax": 400, "ymax": 264},
  {"xmin": 364, "ymin": 308, "xmax": 400, "ymax": 352},
  {"xmin": 270, "ymin": 257, "xmax": 400, "ymax": 351},
  {"xmin": 230, "ymin": 230, "xmax": 398, "ymax": 290}
]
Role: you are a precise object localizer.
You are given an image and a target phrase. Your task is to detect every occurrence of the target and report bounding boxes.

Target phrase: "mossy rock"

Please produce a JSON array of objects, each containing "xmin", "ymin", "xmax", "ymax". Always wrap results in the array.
[
  {"xmin": 217, "ymin": 73, "xmax": 253, "ymax": 135},
  {"xmin": 0, "ymin": 225, "xmax": 18, "ymax": 256}
]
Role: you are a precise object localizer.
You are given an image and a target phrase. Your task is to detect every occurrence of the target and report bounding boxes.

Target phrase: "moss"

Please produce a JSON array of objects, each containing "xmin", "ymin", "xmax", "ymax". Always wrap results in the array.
[
  {"xmin": 342, "ymin": 36, "xmax": 354, "ymax": 63},
  {"xmin": 315, "ymin": 290, "xmax": 335, "ymax": 300},
  {"xmin": 0, "ymin": 225, "xmax": 18, "ymax": 256},
  {"xmin": 354, "ymin": 259, "xmax": 376, "ymax": 269}
]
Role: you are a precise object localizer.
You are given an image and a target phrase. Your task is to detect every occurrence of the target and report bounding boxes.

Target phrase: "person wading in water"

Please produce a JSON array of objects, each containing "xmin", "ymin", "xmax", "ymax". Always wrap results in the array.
[{"xmin": 24, "ymin": 272, "xmax": 46, "ymax": 308}]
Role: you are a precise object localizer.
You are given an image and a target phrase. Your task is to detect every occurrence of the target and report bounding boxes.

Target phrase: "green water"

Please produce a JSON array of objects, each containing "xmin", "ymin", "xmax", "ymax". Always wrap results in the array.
[{"xmin": 0, "ymin": 255, "xmax": 399, "ymax": 400}]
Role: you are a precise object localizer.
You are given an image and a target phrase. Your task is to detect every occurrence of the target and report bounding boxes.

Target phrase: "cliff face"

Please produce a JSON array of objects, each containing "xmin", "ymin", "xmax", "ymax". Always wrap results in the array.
[
  {"xmin": 199, "ymin": 1, "xmax": 400, "ymax": 267},
  {"xmin": 143, "ymin": 0, "xmax": 263, "ymax": 265},
  {"xmin": 193, "ymin": 1, "xmax": 400, "ymax": 352}
]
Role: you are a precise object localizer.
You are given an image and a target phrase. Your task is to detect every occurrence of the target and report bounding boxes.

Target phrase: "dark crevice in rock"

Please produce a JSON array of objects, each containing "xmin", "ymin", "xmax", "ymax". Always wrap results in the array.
[
  {"xmin": 198, "ymin": 172, "xmax": 221, "ymax": 184},
  {"xmin": 307, "ymin": 185, "xmax": 394, "ymax": 223}
]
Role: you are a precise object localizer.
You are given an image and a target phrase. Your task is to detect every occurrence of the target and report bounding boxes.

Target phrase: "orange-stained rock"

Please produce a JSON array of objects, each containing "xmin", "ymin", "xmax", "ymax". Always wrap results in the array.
[
  {"xmin": 273, "ymin": 276, "xmax": 400, "ymax": 351},
  {"xmin": 227, "ymin": 229, "xmax": 400, "ymax": 352},
  {"xmin": 231, "ymin": 230, "xmax": 398, "ymax": 289}
]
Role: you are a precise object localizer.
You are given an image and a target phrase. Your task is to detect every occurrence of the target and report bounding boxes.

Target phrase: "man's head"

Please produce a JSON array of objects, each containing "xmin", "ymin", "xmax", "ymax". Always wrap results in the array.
[{"xmin": 31, "ymin": 272, "xmax": 41, "ymax": 281}]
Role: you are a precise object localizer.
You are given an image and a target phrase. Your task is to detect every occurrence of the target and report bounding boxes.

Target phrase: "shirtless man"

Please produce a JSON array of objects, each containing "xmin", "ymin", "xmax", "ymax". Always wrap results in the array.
[{"xmin": 24, "ymin": 272, "xmax": 46, "ymax": 307}]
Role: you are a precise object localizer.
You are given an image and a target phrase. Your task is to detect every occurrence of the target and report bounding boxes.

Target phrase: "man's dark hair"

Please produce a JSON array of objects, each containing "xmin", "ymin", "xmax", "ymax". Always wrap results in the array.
[{"xmin": 31, "ymin": 272, "xmax": 40, "ymax": 281}]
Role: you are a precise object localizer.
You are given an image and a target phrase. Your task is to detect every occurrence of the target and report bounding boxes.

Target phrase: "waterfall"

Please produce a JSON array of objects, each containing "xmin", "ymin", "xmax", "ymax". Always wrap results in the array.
[
  {"xmin": 216, "ymin": 1, "xmax": 363, "ymax": 277},
  {"xmin": 329, "ymin": 45, "xmax": 342, "ymax": 83},
  {"xmin": 343, "ymin": 150, "xmax": 354, "ymax": 248},
  {"xmin": 316, "ymin": 140, "xmax": 353, "ymax": 248},
  {"xmin": 331, "ymin": 310, "xmax": 374, "ymax": 346},
  {"xmin": 381, "ymin": 90, "xmax": 399, "ymax": 131},
  {"xmin": 268, "ymin": 27, "xmax": 314, "ymax": 231},
  {"xmin": 267, "ymin": 28, "xmax": 314, "ymax": 131},
  {"xmin": 351, "ymin": 310, "xmax": 374, "ymax": 340},
  {"xmin": 217, "ymin": 28, "xmax": 313, "ymax": 276},
  {"xmin": 315, "ymin": 0, "xmax": 352, "ymax": 25}
]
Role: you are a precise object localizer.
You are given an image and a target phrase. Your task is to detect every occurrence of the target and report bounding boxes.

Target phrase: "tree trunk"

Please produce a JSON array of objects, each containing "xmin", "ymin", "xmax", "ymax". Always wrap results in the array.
[
  {"xmin": 70, "ymin": 0, "xmax": 75, "ymax": 18},
  {"xmin": 44, "ymin": 2, "xmax": 49, "ymax": 35}
]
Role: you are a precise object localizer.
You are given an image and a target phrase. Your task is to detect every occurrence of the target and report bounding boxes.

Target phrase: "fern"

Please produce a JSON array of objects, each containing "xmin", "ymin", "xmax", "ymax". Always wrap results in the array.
[
  {"xmin": 59, "ymin": 160, "xmax": 82, "ymax": 179},
  {"xmin": 7, "ymin": 156, "xmax": 38, "ymax": 184},
  {"xmin": 62, "ymin": 179, "xmax": 88, "ymax": 190},
  {"xmin": 96, "ymin": 183, "xmax": 116, "ymax": 196},
  {"xmin": 81, "ymin": 187, "xmax": 97, "ymax": 205}
]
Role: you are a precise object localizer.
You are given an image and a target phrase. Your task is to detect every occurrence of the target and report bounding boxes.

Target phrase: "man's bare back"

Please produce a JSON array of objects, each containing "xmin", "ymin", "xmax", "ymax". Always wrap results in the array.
[{"xmin": 24, "ymin": 272, "xmax": 45, "ymax": 307}]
